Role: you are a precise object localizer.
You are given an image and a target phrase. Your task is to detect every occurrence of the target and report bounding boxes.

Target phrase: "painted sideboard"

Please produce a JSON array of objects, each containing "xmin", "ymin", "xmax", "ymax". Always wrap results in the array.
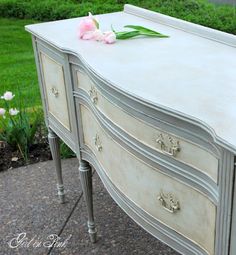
[{"xmin": 25, "ymin": 4, "xmax": 236, "ymax": 255}]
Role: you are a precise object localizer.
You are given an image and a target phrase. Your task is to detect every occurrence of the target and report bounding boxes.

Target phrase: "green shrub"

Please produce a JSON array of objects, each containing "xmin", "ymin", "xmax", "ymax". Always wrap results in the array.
[
  {"xmin": 0, "ymin": 0, "xmax": 235, "ymax": 34},
  {"xmin": 60, "ymin": 141, "xmax": 76, "ymax": 159}
]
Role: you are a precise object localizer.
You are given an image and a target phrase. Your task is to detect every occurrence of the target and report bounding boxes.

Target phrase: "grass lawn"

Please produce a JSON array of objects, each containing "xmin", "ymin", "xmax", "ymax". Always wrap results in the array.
[
  {"xmin": 0, "ymin": 3, "xmax": 234, "ymax": 158},
  {"xmin": 0, "ymin": 18, "xmax": 40, "ymax": 109},
  {"xmin": 0, "ymin": 0, "xmax": 235, "ymax": 109}
]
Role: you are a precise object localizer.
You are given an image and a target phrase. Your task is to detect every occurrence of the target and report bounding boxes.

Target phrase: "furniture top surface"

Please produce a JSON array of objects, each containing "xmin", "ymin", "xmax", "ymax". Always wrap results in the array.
[{"xmin": 26, "ymin": 6, "xmax": 236, "ymax": 152}]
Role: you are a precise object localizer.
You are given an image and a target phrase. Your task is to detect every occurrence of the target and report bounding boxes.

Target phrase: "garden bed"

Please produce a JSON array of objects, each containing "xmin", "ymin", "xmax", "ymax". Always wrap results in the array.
[{"xmin": 0, "ymin": 140, "xmax": 51, "ymax": 171}]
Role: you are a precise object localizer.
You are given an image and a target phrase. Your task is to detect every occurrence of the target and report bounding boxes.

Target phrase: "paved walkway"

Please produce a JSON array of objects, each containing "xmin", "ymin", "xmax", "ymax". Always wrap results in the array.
[{"xmin": 0, "ymin": 159, "xmax": 179, "ymax": 255}]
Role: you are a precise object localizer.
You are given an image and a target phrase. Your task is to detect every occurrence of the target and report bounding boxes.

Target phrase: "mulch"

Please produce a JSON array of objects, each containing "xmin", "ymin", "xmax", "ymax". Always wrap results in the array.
[{"xmin": 0, "ymin": 141, "xmax": 52, "ymax": 171}]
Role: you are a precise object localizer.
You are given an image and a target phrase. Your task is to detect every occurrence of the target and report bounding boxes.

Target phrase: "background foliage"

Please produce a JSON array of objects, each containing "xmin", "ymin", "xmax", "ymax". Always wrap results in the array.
[
  {"xmin": 0, "ymin": 0, "xmax": 235, "ymax": 108},
  {"xmin": 0, "ymin": 19, "xmax": 39, "ymax": 108},
  {"xmin": 0, "ymin": 0, "xmax": 235, "ymax": 164},
  {"xmin": 0, "ymin": 0, "xmax": 235, "ymax": 34}
]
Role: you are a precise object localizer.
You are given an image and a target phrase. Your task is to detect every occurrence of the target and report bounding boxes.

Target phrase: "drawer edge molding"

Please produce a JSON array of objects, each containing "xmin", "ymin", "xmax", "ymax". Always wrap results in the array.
[
  {"xmin": 81, "ymin": 148, "xmax": 209, "ymax": 255},
  {"xmin": 75, "ymin": 85, "xmax": 219, "ymax": 183},
  {"xmin": 70, "ymin": 56, "xmax": 236, "ymax": 154},
  {"xmin": 82, "ymin": 100, "xmax": 234, "ymax": 255},
  {"xmin": 76, "ymin": 97, "xmax": 219, "ymax": 204}
]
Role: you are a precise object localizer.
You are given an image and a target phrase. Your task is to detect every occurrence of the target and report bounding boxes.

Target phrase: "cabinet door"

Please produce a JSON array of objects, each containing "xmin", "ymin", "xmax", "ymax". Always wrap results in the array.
[
  {"xmin": 34, "ymin": 41, "xmax": 76, "ymax": 151},
  {"xmin": 40, "ymin": 51, "xmax": 70, "ymax": 131}
]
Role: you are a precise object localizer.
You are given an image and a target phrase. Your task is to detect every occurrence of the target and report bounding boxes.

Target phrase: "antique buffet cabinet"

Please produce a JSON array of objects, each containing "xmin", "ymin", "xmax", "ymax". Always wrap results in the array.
[{"xmin": 26, "ymin": 5, "xmax": 236, "ymax": 255}]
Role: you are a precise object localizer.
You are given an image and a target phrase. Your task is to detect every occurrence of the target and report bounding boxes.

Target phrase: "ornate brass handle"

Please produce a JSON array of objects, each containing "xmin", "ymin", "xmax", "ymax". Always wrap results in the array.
[
  {"xmin": 158, "ymin": 190, "xmax": 180, "ymax": 213},
  {"xmin": 156, "ymin": 133, "xmax": 180, "ymax": 157},
  {"xmin": 94, "ymin": 134, "xmax": 102, "ymax": 152},
  {"xmin": 89, "ymin": 86, "xmax": 98, "ymax": 104},
  {"xmin": 51, "ymin": 87, "xmax": 59, "ymax": 97}
]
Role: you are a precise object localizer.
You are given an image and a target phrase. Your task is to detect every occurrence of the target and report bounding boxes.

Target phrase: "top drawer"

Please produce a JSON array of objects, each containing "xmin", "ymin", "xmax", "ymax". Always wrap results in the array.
[{"xmin": 75, "ymin": 69, "xmax": 218, "ymax": 183}]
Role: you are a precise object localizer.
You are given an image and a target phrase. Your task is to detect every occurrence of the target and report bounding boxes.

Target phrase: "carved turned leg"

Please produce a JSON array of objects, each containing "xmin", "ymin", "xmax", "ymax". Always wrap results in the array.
[
  {"xmin": 79, "ymin": 160, "xmax": 97, "ymax": 243},
  {"xmin": 48, "ymin": 128, "xmax": 65, "ymax": 204}
]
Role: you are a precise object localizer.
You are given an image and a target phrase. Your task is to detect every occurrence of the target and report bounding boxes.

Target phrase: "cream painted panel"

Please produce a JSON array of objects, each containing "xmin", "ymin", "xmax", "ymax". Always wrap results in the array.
[
  {"xmin": 77, "ymin": 69, "xmax": 94, "ymax": 90},
  {"xmin": 41, "ymin": 52, "xmax": 70, "ymax": 130},
  {"xmin": 81, "ymin": 105, "xmax": 216, "ymax": 255},
  {"xmin": 77, "ymin": 71, "xmax": 218, "ymax": 183}
]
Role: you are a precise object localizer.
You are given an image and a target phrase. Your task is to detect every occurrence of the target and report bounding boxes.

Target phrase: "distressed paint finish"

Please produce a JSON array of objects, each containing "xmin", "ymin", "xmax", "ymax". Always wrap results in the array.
[
  {"xmin": 40, "ymin": 52, "xmax": 70, "ymax": 131},
  {"xmin": 76, "ymin": 70, "xmax": 219, "ymax": 183},
  {"xmin": 25, "ymin": 5, "xmax": 236, "ymax": 151},
  {"xmin": 80, "ymin": 104, "xmax": 216, "ymax": 255},
  {"xmin": 26, "ymin": 5, "xmax": 236, "ymax": 255},
  {"xmin": 79, "ymin": 160, "xmax": 97, "ymax": 243},
  {"xmin": 48, "ymin": 128, "xmax": 65, "ymax": 203}
]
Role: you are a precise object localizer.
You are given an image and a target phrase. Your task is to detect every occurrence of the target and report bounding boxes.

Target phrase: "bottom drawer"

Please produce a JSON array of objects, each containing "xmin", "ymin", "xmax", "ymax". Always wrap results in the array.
[{"xmin": 80, "ymin": 105, "xmax": 216, "ymax": 255}]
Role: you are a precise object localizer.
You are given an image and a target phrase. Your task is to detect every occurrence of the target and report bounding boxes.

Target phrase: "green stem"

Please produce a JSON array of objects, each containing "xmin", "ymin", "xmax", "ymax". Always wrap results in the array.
[
  {"xmin": 17, "ymin": 142, "xmax": 25, "ymax": 160},
  {"xmin": 3, "ymin": 100, "xmax": 17, "ymax": 127},
  {"xmin": 113, "ymin": 24, "xmax": 169, "ymax": 40},
  {"xmin": 0, "ymin": 117, "xmax": 8, "ymax": 131},
  {"xmin": 115, "ymin": 30, "xmax": 140, "ymax": 39}
]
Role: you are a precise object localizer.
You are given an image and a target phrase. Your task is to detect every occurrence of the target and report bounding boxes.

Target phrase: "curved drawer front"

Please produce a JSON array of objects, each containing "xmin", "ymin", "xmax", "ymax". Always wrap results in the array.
[
  {"xmin": 80, "ymin": 105, "xmax": 216, "ymax": 255},
  {"xmin": 40, "ymin": 52, "xmax": 70, "ymax": 130},
  {"xmin": 77, "ymin": 70, "xmax": 218, "ymax": 183}
]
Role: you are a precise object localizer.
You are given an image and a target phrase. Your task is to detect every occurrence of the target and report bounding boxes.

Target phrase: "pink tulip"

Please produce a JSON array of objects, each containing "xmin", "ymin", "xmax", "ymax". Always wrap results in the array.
[
  {"xmin": 103, "ymin": 31, "xmax": 116, "ymax": 44},
  {"xmin": 78, "ymin": 13, "xmax": 99, "ymax": 40},
  {"xmin": 93, "ymin": 29, "xmax": 104, "ymax": 41},
  {"xmin": 82, "ymin": 31, "xmax": 96, "ymax": 40}
]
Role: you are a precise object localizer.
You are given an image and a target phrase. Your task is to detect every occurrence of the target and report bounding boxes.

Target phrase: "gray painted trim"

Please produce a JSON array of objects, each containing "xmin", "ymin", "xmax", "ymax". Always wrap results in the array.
[
  {"xmin": 25, "ymin": 5, "xmax": 236, "ymax": 153},
  {"xmin": 27, "ymin": 23, "xmax": 236, "ymax": 154},
  {"xmin": 82, "ymin": 148, "xmax": 208, "ymax": 255},
  {"xmin": 70, "ymin": 58, "xmax": 221, "ymax": 158},
  {"xmin": 79, "ymin": 160, "xmax": 97, "ymax": 243},
  {"xmin": 34, "ymin": 40, "xmax": 77, "ymax": 153},
  {"xmin": 29, "ymin": 26, "xmax": 236, "ymax": 255},
  {"xmin": 215, "ymin": 151, "xmax": 235, "ymax": 254},
  {"xmin": 63, "ymin": 53, "xmax": 81, "ymax": 158},
  {"xmin": 48, "ymin": 128, "xmax": 65, "ymax": 204},
  {"xmin": 71, "ymin": 51, "xmax": 236, "ymax": 155},
  {"xmin": 76, "ymin": 96, "xmax": 219, "ymax": 204},
  {"xmin": 76, "ymin": 97, "xmax": 235, "ymax": 255},
  {"xmin": 48, "ymin": 118, "xmax": 76, "ymax": 152},
  {"xmin": 230, "ymin": 158, "xmax": 236, "ymax": 255},
  {"xmin": 31, "ymin": 36, "xmax": 49, "ymax": 127}
]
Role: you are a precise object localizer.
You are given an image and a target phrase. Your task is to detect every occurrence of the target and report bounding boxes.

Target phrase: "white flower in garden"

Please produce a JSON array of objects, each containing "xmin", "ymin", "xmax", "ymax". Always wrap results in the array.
[
  {"xmin": 9, "ymin": 108, "xmax": 19, "ymax": 116},
  {"xmin": 0, "ymin": 108, "xmax": 6, "ymax": 118},
  {"xmin": 1, "ymin": 91, "xmax": 15, "ymax": 101}
]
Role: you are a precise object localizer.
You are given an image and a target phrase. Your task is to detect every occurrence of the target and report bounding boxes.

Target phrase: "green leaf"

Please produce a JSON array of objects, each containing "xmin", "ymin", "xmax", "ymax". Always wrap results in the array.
[
  {"xmin": 124, "ymin": 25, "xmax": 162, "ymax": 35},
  {"xmin": 124, "ymin": 25, "xmax": 169, "ymax": 38},
  {"xmin": 93, "ymin": 18, "xmax": 99, "ymax": 29},
  {"xmin": 115, "ymin": 30, "xmax": 141, "ymax": 40}
]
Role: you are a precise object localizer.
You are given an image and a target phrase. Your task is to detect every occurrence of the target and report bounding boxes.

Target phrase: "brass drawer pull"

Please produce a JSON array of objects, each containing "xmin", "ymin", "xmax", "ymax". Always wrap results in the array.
[
  {"xmin": 51, "ymin": 87, "xmax": 59, "ymax": 97},
  {"xmin": 156, "ymin": 133, "xmax": 180, "ymax": 157},
  {"xmin": 94, "ymin": 134, "xmax": 102, "ymax": 152},
  {"xmin": 89, "ymin": 86, "xmax": 98, "ymax": 104},
  {"xmin": 158, "ymin": 190, "xmax": 180, "ymax": 213}
]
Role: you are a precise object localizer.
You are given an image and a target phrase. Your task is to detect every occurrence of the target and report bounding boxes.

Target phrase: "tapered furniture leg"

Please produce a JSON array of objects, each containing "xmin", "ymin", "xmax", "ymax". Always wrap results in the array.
[
  {"xmin": 79, "ymin": 160, "xmax": 97, "ymax": 243},
  {"xmin": 48, "ymin": 128, "xmax": 65, "ymax": 204}
]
